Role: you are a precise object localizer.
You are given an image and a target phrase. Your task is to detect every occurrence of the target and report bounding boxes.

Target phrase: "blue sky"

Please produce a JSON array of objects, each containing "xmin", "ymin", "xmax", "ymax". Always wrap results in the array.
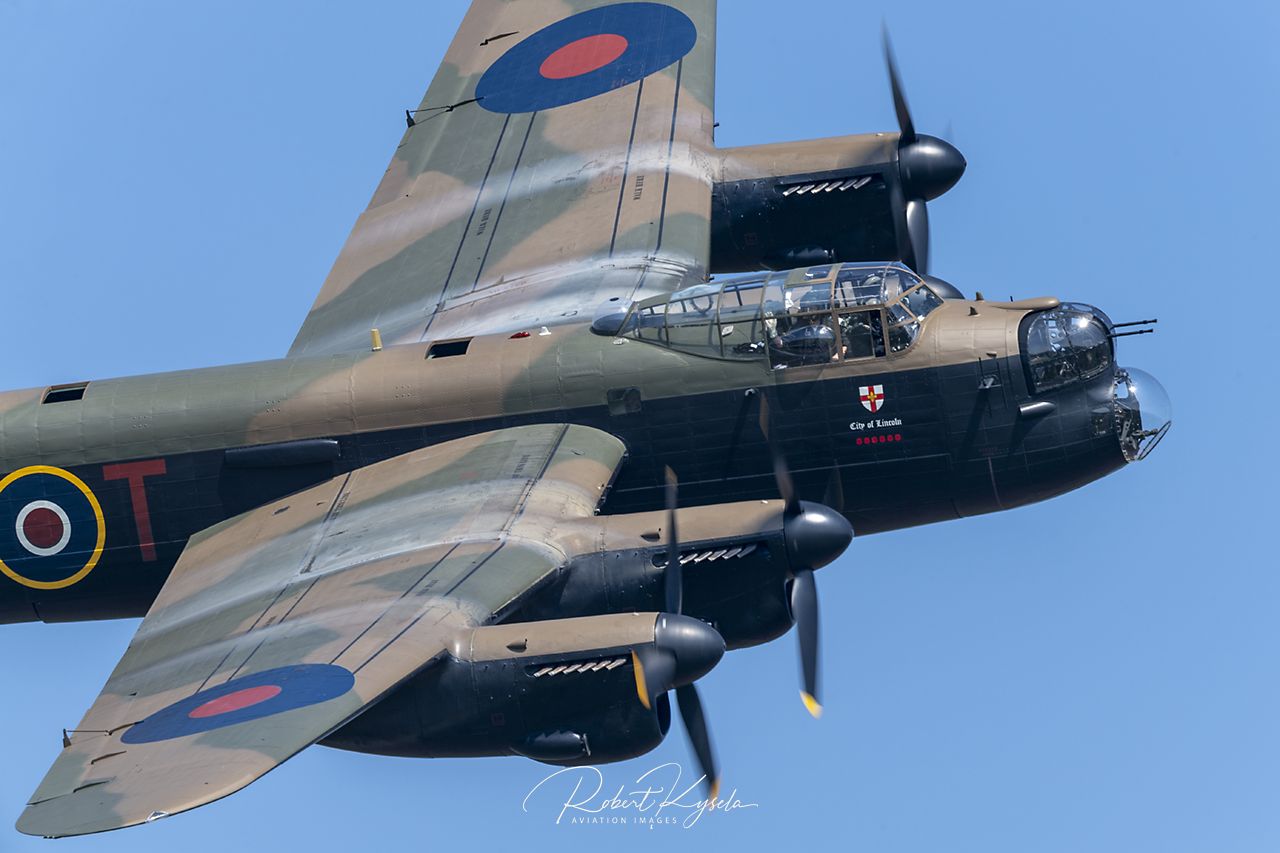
[{"xmin": 1, "ymin": 0, "xmax": 1276, "ymax": 850}]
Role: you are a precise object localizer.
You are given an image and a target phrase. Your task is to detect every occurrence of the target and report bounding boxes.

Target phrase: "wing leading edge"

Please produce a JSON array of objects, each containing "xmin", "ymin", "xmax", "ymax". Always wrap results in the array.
[
  {"xmin": 289, "ymin": 0, "xmax": 717, "ymax": 358},
  {"xmin": 18, "ymin": 424, "xmax": 626, "ymax": 837}
]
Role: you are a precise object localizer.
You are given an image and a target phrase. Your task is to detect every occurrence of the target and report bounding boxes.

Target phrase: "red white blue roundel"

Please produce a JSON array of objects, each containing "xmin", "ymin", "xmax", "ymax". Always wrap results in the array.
[
  {"xmin": 476, "ymin": 2, "xmax": 697, "ymax": 114},
  {"xmin": 0, "ymin": 466, "xmax": 105, "ymax": 591},
  {"xmin": 121, "ymin": 664, "xmax": 356, "ymax": 744}
]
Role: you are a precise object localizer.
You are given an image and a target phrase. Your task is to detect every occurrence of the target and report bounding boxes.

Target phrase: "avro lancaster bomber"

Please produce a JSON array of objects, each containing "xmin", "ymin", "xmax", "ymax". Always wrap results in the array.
[{"xmin": 1, "ymin": 0, "xmax": 1170, "ymax": 837}]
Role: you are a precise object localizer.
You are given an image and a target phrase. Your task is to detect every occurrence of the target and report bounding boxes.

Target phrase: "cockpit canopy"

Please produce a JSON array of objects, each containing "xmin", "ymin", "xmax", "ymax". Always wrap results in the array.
[{"xmin": 594, "ymin": 262, "xmax": 948, "ymax": 367}]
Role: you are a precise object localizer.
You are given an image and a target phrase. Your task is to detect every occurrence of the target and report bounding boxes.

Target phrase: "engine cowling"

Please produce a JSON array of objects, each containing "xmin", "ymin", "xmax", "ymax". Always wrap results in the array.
[
  {"xmin": 508, "ymin": 499, "xmax": 853, "ymax": 651},
  {"xmin": 322, "ymin": 612, "xmax": 714, "ymax": 765},
  {"xmin": 709, "ymin": 132, "xmax": 964, "ymax": 275}
]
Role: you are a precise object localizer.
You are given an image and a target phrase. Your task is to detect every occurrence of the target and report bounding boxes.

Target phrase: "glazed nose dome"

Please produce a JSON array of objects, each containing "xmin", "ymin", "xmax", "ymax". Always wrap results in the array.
[{"xmin": 1114, "ymin": 367, "xmax": 1172, "ymax": 462}]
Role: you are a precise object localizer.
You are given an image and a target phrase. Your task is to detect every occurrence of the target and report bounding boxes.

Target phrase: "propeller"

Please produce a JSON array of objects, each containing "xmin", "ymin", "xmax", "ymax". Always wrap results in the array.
[
  {"xmin": 757, "ymin": 394, "xmax": 801, "ymax": 517},
  {"xmin": 791, "ymin": 566, "xmax": 821, "ymax": 718},
  {"xmin": 757, "ymin": 393, "xmax": 854, "ymax": 718},
  {"xmin": 673, "ymin": 684, "xmax": 716, "ymax": 802},
  {"xmin": 882, "ymin": 26, "xmax": 966, "ymax": 275},
  {"xmin": 663, "ymin": 466, "xmax": 682, "ymax": 614},
  {"xmin": 632, "ymin": 615, "xmax": 723, "ymax": 803},
  {"xmin": 823, "ymin": 465, "xmax": 846, "ymax": 516},
  {"xmin": 904, "ymin": 199, "xmax": 930, "ymax": 281},
  {"xmin": 631, "ymin": 469, "xmax": 722, "ymax": 801}
]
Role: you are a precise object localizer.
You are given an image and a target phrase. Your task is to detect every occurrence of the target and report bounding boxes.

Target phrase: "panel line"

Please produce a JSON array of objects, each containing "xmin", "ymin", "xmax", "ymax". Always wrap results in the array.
[
  {"xmin": 609, "ymin": 78, "xmax": 646, "ymax": 257},
  {"xmin": 472, "ymin": 111, "xmax": 538, "ymax": 292},
  {"xmin": 653, "ymin": 59, "xmax": 684, "ymax": 255}
]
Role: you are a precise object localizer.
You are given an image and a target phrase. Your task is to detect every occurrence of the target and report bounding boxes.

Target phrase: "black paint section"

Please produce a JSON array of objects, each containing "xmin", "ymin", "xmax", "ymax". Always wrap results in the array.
[
  {"xmin": 709, "ymin": 168, "xmax": 903, "ymax": 273},
  {"xmin": 224, "ymin": 439, "xmax": 341, "ymax": 469}
]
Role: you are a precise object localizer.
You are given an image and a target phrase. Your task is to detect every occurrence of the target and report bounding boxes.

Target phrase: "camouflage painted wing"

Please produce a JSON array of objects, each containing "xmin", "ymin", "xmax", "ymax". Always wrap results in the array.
[
  {"xmin": 17, "ymin": 424, "xmax": 625, "ymax": 838},
  {"xmin": 287, "ymin": 0, "xmax": 717, "ymax": 357}
]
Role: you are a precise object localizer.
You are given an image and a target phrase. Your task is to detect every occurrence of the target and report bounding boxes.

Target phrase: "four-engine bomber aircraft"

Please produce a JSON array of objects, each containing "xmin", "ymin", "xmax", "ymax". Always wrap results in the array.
[{"xmin": 1, "ymin": 0, "xmax": 1170, "ymax": 837}]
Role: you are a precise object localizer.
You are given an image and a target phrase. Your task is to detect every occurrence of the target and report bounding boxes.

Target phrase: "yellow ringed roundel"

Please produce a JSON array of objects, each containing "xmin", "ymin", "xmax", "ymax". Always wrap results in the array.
[{"xmin": 0, "ymin": 465, "xmax": 105, "ymax": 590}]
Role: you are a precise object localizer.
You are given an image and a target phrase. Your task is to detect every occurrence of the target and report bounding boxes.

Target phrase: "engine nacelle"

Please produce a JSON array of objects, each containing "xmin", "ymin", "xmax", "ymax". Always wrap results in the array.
[
  {"xmin": 517, "ymin": 543, "xmax": 794, "ymax": 651},
  {"xmin": 322, "ymin": 613, "xmax": 707, "ymax": 765},
  {"xmin": 709, "ymin": 132, "xmax": 964, "ymax": 275},
  {"xmin": 324, "ymin": 499, "xmax": 854, "ymax": 761},
  {"xmin": 511, "ymin": 500, "xmax": 849, "ymax": 650},
  {"xmin": 710, "ymin": 135, "xmax": 902, "ymax": 273}
]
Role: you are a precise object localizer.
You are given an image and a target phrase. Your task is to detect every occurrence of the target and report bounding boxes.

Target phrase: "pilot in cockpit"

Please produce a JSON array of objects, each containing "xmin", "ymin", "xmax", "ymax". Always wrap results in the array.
[{"xmin": 769, "ymin": 291, "xmax": 838, "ymax": 367}]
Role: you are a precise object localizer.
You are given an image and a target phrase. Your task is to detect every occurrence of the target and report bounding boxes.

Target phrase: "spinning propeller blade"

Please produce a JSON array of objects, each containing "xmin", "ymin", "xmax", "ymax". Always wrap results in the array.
[
  {"xmin": 881, "ymin": 26, "xmax": 966, "ymax": 275},
  {"xmin": 883, "ymin": 26, "xmax": 916, "ymax": 145},
  {"xmin": 663, "ymin": 466, "xmax": 682, "ymax": 614},
  {"xmin": 823, "ymin": 466, "xmax": 846, "ymax": 516},
  {"xmin": 756, "ymin": 391, "xmax": 842, "ymax": 716},
  {"xmin": 757, "ymin": 394, "xmax": 800, "ymax": 517},
  {"xmin": 790, "ymin": 568, "xmax": 821, "ymax": 717},
  {"xmin": 675, "ymin": 684, "xmax": 719, "ymax": 803},
  {"xmin": 640, "ymin": 474, "xmax": 722, "ymax": 800}
]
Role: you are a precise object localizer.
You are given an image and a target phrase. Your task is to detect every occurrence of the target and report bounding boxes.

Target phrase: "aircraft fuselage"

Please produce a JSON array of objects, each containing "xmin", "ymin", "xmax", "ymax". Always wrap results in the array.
[{"xmin": 0, "ymin": 292, "xmax": 1137, "ymax": 631}]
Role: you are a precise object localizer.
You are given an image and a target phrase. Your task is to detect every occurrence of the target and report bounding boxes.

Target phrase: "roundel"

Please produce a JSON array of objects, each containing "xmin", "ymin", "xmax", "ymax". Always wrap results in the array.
[
  {"xmin": 121, "ymin": 664, "xmax": 356, "ymax": 744},
  {"xmin": 475, "ymin": 2, "xmax": 698, "ymax": 114},
  {"xmin": 0, "ymin": 466, "xmax": 105, "ymax": 590}
]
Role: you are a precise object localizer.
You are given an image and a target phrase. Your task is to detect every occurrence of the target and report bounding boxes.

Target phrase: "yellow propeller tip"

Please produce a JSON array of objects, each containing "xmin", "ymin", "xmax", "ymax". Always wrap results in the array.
[
  {"xmin": 631, "ymin": 651, "xmax": 651, "ymax": 710},
  {"xmin": 801, "ymin": 691, "xmax": 823, "ymax": 718}
]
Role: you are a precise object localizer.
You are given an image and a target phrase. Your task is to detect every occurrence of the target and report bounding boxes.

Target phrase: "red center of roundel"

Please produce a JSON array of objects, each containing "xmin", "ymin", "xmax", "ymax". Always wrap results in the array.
[
  {"xmin": 22, "ymin": 508, "xmax": 64, "ymax": 549},
  {"xmin": 188, "ymin": 685, "xmax": 283, "ymax": 719},
  {"xmin": 539, "ymin": 33, "xmax": 629, "ymax": 79}
]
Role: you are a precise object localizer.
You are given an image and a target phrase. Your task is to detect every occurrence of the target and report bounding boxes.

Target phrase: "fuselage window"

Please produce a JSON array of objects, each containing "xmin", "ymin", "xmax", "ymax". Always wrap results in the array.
[
  {"xmin": 768, "ymin": 310, "xmax": 838, "ymax": 368},
  {"xmin": 836, "ymin": 309, "xmax": 886, "ymax": 360},
  {"xmin": 887, "ymin": 303, "xmax": 918, "ymax": 353},
  {"xmin": 717, "ymin": 280, "xmax": 766, "ymax": 359},
  {"xmin": 837, "ymin": 269, "xmax": 893, "ymax": 306},
  {"xmin": 426, "ymin": 339, "xmax": 471, "ymax": 359},
  {"xmin": 629, "ymin": 304, "xmax": 667, "ymax": 345},
  {"xmin": 663, "ymin": 284, "xmax": 721, "ymax": 359},
  {"xmin": 765, "ymin": 277, "xmax": 838, "ymax": 368},
  {"xmin": 884, "ymin": 285, "xmax": 941, "ymax": 353},
  {"xmin": 900, "ymin": 285, "xmax": 943, "ymax": 319},
  {"xmin": 42, "ymin": 382, "xmax": 89, "ymax": 404}
]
